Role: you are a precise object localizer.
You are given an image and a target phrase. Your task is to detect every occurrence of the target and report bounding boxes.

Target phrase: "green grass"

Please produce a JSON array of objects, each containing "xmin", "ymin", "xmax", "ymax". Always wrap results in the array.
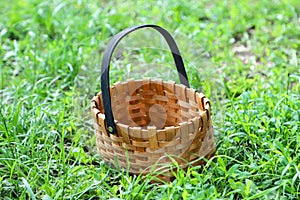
[{"xmin": 0, "ymin": 0, "xmax": 299, "ymax": 199}]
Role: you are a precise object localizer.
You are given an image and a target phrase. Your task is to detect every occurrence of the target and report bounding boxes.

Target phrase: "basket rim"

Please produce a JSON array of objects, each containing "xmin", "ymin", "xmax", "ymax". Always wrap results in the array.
[
  {"xmin": 95, "ymin": 78, "xmax": 208, "ymax": 100},
  {"xmin": 92, "ymin": 106, "xmax": 208, "ymax": 131},
  {"xmin": 92, "ymin": 78, "xmax": 210, "ymax": 133}
]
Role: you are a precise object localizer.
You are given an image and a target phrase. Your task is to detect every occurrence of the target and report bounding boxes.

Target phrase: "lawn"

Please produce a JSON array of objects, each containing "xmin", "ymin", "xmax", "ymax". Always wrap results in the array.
[{"xmin": 0, "ymin": 0, "xmax": 299, "ymax": 199}]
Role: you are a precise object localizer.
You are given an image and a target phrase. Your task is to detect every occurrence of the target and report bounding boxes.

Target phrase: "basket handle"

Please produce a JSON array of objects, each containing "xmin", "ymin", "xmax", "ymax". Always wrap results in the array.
[{"xmin": 101, "ymin": 24, "xmax": 190, "ymax": 134}]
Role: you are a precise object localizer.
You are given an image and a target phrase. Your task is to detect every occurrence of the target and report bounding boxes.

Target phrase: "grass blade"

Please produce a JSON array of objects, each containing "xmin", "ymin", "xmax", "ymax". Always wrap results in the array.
[
  {"xmin": 21, "ymin": 177, "xmax": 37, "ymax": 200},
  {"xmin": 247, "ymin": 186, "xmax": 281, "ymax": 200}
]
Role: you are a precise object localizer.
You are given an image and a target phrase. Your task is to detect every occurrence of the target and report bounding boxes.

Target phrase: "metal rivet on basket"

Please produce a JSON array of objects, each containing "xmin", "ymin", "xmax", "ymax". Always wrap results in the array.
[{"xmin": 108, "ymin": 126, "xmax": 113, "ymax": 133}]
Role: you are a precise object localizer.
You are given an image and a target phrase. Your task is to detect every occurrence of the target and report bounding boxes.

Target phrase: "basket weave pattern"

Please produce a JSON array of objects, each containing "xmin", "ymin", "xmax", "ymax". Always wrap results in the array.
[{"xmin": 91, "ymin": 79, "xmax": 215, "ymax": 174}]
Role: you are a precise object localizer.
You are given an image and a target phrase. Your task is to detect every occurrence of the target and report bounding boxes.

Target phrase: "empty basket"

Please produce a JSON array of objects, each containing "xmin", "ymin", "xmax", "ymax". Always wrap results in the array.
[{"xmin": 91, "ymin": 24, "xmax": 215, "ymax": 180}]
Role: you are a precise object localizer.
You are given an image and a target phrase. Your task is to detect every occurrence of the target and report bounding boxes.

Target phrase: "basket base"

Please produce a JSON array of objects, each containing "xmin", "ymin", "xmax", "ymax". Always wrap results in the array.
[
  {"xmin": 150, "ymin": 147, "xmax": 216, "ymax": 183},
  {"xmin": 107, "ymin": 147, "xmax": 216, "ymax": 183}
]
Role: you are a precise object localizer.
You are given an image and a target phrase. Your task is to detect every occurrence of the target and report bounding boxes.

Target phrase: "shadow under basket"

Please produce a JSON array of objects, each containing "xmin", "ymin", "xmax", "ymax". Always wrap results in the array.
[{"xmin": 91, "ymin": 79, "xmax": 216, "ymax": 181}]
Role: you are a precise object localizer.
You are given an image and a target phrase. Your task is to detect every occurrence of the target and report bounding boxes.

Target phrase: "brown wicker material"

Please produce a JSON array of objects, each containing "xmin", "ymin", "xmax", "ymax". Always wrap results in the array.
[{"xmin": 91, "ymin": 78, "xmax": 215, "ymax": 179}]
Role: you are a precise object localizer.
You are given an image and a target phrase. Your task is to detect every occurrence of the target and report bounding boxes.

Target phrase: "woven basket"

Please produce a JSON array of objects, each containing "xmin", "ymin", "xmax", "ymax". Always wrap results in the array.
[{"xmin": 91, "ymin": 25, "xmax": 215, "ymax": 180}]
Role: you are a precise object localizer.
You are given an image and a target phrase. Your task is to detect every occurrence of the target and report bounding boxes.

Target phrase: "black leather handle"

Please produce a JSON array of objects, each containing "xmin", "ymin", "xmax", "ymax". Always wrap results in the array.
[{"xmin": 101, "ymin": 24, "xmax": 190, "ymax": 134}]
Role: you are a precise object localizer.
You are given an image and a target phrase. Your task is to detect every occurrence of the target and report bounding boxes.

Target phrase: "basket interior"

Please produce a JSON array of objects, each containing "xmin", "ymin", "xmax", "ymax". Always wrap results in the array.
[{"xmin": 97, "ymin": 79, "xmax": 204, "ymax": 130}]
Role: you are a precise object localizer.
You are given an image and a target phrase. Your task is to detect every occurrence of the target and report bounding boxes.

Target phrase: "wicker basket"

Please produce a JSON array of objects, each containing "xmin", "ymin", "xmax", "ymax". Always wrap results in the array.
[{"xmin": 91, "ymin": 25, "xmax": 215, "ymax": 180}]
